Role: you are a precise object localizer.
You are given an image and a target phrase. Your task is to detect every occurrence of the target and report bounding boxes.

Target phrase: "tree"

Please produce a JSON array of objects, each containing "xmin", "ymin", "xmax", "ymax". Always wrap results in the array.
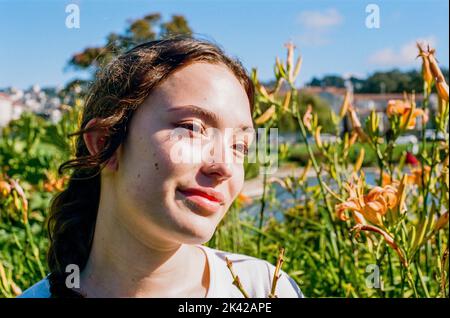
[
  {"xmin": 309, "ymin": 75, "xmax": 345, "ymax": 88},
  {"xmin": 67, "ymin": 13, "xmax": 193, "ymax": 75},
  {"xmin": 306, "ymin": 68, "xmax": 449, "ymax": 94},
  {"xmin": 160, "ymin": 15, "xmax": 192, "ymax": 38}
]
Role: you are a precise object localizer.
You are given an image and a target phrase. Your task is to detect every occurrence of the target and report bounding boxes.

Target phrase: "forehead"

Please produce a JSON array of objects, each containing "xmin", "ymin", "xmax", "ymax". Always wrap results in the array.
[{"xmin": 147, "ymin": 62, "xmax": 253, "ymax": 128}]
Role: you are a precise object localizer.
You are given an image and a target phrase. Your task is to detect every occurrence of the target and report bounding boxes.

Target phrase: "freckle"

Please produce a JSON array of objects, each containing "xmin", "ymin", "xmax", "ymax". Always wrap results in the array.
[
  {"xmin": 137, "ymin": 173, "xmax": 140, "ymax": 178},
  {"xmin": 154, "ymin": 162, "xmax": 159, "ymax": 170}
]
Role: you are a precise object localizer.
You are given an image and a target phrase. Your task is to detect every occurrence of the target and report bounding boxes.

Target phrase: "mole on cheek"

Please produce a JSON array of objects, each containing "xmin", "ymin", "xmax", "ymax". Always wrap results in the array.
[{"xmin": 154, "ymin": 162, "xmax": 159, "ymax": 170}]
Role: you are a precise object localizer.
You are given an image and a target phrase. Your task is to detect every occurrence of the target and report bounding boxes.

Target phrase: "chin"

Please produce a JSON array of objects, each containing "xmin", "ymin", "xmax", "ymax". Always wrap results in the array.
[
  {"xmin": 168, "ymin": 194, "xmax": 222, "ymax": 243},
  {"xmin": 182, "ymin": 235, "xmax": 213, "ymax": 246},
  {"xmin": 177, "ymin": 230, "xmax": 214, "ymax": 245},
  {"xmin": 173, "ymin": 216, "xmax": 217, "ymax": 245}
]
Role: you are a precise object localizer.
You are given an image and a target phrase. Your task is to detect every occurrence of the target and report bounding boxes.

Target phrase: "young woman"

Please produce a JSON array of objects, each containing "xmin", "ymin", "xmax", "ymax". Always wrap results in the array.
[{"xmin": 19, "ymin": 36, "xmax": 303, "ymax": 298}]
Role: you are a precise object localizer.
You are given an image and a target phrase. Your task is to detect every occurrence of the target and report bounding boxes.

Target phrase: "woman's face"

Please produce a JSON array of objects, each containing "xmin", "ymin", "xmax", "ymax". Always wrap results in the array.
[{"xmin": 109, "ymin": 62, "xmax": 254, "ymax": 246}]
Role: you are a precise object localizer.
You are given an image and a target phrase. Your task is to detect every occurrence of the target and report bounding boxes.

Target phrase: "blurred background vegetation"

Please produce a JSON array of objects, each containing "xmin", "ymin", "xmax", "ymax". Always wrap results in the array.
[{"xmin": 1, "ymin": 11, "xmax": 448, "ymax": 298}]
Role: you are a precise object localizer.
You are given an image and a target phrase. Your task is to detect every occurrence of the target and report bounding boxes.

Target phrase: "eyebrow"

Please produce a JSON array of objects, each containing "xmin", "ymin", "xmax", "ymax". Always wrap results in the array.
[{"xmin": 167, "ymin": 104, "xmax": 253, "ymax": 131}]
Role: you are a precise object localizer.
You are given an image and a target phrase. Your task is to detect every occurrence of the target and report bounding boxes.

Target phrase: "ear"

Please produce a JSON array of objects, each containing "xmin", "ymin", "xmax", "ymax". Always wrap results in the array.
[{"xmin": 83, "ymin": 118, "xmax": 119, "ymax": 171}]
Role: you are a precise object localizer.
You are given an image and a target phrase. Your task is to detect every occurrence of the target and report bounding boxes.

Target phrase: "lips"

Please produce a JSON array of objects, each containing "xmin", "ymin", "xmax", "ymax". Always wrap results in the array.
[{"xmin": 177, "ymin": 187, "xmax": 225, "ymax": 215}]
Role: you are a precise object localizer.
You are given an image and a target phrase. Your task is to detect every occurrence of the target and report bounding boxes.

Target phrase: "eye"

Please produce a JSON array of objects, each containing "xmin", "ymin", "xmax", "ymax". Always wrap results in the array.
[
  {"xmin": 176, "ymin": 120, "xmax": 205, "ymax": 136},
  {"xmin": 233, "ymin": 143, "xmax": 249, "ymax": 156}
]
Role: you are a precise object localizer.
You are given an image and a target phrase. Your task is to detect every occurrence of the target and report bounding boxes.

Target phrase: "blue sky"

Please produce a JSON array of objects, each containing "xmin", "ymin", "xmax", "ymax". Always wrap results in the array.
[{"xmin": 0, "ymin": 0, "xmax": 448, "ymax": 89}]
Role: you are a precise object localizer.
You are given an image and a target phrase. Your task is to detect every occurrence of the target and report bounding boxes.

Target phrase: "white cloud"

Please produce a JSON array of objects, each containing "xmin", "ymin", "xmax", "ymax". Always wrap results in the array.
[
  {"xmin": 295, "ymin": 8, "xmax": 343, "ymax": 47},
  {"xmin": 297, "ymin": 8, "xmax": 343, "ymax": 29},
  {"xmin": 368, "ymin": 36, "xmax": 437, "ymax": 66}
]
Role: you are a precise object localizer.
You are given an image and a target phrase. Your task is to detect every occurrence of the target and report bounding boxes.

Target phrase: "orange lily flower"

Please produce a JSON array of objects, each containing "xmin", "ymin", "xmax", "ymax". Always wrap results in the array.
[
  {"xmin": 43, "ymin": 171, "xmax": 68, "ymax": 192},
  {"xmin": 381, "ymin": 172, "xmax": 396, "ymax": 187},
  {"xmin": 382, "ymin": 166, "xmax": 431, "ymax": 188},
  {"xmin": 408, "ymin": 165, "xmax": 431, "ymax": 186},
  {"xmin": 236, "ymin": 192, "xmax": 253, "ymax": 205},
  {"xmin": 351, "ymin": 223, "xmax": 408, "ymax": 267},
  {"xmin": 0, "ymin": 180, "xmax": 12, "ymax": 198},
  {"xmin": 386, "ymin": 99, "xmax": 428, "ymax": 130},
  {"xmin": 336, "ymin": 175, "xmax": 403, "ymax": 227},
  {"xmin": 336, "ymin": 175, "xmax": 408, "ymax": 267}
]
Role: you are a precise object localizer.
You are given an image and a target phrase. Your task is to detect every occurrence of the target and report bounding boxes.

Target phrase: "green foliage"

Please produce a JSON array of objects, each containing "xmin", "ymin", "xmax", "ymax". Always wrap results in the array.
[
  {"xmin": 275, "ymin": 91, "xmax": 336, "ymax": 134},
  {"xmin": 309, "ymin": 75, "xmax": 345, "ymax": 88},
  {"xmin": 233, "ymin": 42, "xmax": 450, "ymax": 298},
  {"xmin": 297, "ymin": 92, "xmax": 337, "ymax": 134}
]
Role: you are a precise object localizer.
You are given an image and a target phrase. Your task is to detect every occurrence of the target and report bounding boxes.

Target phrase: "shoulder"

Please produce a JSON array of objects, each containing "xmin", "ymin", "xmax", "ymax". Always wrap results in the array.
[
  {"xmin": 17, "ymin": 278, "xmax": 51, "ymax": 298},
  {"xmin": 200, "ymin": 245, "xmax": 304, "ymax": 298}
]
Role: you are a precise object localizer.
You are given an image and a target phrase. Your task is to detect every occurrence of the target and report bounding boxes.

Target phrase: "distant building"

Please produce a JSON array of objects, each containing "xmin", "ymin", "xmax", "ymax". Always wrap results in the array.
[
  {"xmin": 0, "ymin": 85, "xmax": 62, "ymax": 127},
  {"xmin": 302, "ymin": 86, "xmax": 347, "ymax": 114},
  {"xmin": 0, "ymin": 93, "xmax": 24, "ymax": 127}
]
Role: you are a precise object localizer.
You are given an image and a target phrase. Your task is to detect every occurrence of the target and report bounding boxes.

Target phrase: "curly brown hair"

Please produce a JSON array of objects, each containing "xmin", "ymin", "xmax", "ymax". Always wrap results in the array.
[{"xmin": 46, "ymin": 35, "xmax": 255, "ymax": 297}]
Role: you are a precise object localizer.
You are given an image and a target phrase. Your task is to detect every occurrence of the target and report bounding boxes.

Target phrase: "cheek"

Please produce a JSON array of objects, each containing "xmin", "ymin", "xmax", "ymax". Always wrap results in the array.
[
  {"xmin": 166, "ymin": 135, "xmax": 207, "ymax": 166},
  {"xmin": 117, "ymin": 133, "xmax": 172, "ymax": 199},
  {"xmin": 119, "ymin": 131, "xmax": 200, "ymax": 195}
]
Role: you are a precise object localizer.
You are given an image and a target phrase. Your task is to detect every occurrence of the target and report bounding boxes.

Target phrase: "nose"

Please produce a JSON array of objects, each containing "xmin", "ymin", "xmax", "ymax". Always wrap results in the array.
[
  {"xmin": 201, "ymin": 160, "xmax": 233, "ymax": 183},
  {"xmin": 200, "ymin": 141, "xmax": 233, "ymax": 182}
]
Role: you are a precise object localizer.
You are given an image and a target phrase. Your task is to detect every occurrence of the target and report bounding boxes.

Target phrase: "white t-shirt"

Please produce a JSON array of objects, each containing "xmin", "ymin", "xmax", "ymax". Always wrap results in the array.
[{"xmin": 18, "ymin": 244, "xmax": 304, "ymax": 298}]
